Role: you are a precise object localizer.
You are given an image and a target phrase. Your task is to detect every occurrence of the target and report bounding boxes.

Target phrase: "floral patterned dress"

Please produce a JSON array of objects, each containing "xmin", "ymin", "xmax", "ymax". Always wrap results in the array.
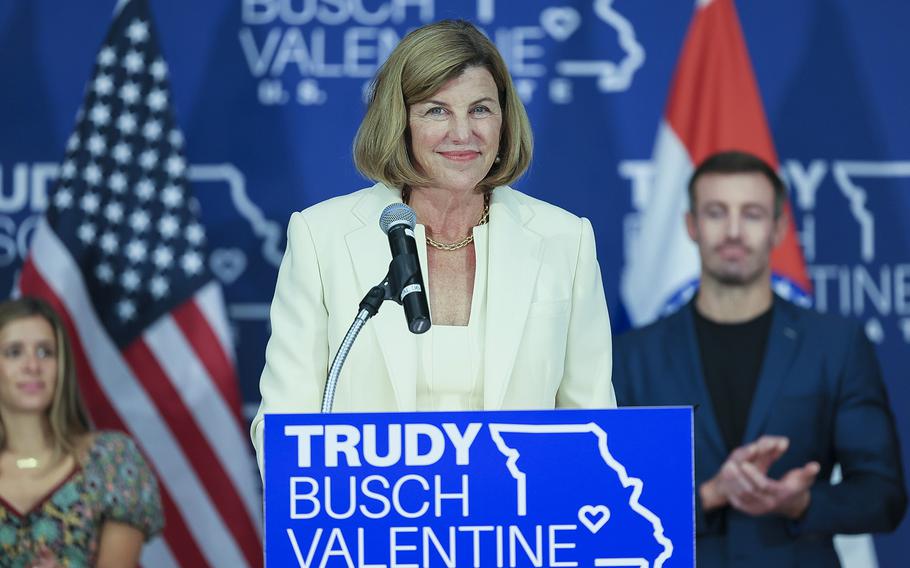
[{"xmin": 0, "ymin": 431, "xmax": 163, "ymax": 567}]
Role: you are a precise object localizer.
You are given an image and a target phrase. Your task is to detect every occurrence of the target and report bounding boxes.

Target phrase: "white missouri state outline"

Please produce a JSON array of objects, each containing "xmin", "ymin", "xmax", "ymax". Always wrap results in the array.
[{"xmin": 487, "ymin": 422, "xmax": 673, "ymax": 568}]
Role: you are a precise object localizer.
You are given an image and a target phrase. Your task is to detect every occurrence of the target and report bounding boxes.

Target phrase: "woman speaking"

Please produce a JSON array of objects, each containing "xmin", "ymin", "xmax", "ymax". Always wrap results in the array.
[{"xmin": 251, "ymin": 19, "xmax": 615, "ymax": 466}]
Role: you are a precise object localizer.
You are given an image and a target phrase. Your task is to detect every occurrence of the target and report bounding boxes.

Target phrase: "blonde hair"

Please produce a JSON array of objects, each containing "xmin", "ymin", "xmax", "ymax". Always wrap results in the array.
[
  {"xmin": 354, "ymin": 19, "xmax": 533, "ymax": 194},
  {"xmin": 0, "ymin": 297, "xmax": 91, "ymax": 458}
]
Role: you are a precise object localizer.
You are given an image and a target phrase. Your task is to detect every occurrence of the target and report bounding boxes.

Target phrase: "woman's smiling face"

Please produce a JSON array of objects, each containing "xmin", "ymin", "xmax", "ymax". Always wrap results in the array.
[
  {"xmin": 0, "ymin": 315, "xmax": 59, "ymax": 417},
  {"xmin": 407, "ymin": 66, "xmax": 502, "ymax": 193}
]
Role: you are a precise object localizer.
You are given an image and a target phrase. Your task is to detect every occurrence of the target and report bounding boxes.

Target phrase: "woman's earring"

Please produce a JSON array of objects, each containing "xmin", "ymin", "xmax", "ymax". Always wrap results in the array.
[{"xmin": 494, "ymin": 154, "xmax": 501, "ymax": 164}]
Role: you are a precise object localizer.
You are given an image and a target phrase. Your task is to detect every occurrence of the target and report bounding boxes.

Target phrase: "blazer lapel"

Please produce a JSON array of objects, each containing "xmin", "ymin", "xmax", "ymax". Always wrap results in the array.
[
  {"xmin": 742, "ymin": 298, "xmax": 802, "ymax": 443},
  {"xmin": 345, "ymin": 184, "xmax": 418, "ymax": 411},
  {"xmin": 671, "ymin": 304, "xmax": 728, "ymax": 457},
  {"xmin": 483, "ymin": 188, "xmax": 542, "ymax": 409}
]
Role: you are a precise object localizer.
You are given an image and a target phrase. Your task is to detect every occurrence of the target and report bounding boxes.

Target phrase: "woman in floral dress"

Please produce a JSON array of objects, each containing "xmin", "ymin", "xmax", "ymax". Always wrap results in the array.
[{"xmin": 0, "ymin": 298, "xmax": 163, "ymax": 567}]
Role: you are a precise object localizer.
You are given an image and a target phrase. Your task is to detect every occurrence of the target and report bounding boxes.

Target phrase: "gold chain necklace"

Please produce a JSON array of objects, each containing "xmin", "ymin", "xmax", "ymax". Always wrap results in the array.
[
  {"xmin": 13, "ymin": 449, "xmax": 52, "ymax": 469},
  {"xmin": 16, "ymin": 457, "xmax": 39, "ymax": 469},
  {"xmin": 424, "ymin": 194, "xmax": 491, "ymax": 252}
]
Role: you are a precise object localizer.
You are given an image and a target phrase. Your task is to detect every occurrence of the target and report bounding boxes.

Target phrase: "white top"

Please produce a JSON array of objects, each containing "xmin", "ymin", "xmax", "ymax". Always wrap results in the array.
[
  {"xmin": 415, "ymin": 224, "xmax": 488, "ymax": 411},
  {"xmin": 252, "ymin": 183, "xmax": 617, "ymax": 472}
]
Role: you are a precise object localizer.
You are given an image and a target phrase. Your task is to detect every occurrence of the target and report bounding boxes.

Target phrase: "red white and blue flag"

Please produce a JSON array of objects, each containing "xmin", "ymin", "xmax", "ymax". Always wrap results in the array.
[
  {"xmin": 17, "ymin": 0, "xmax": 262, "ymax": 565},
  {"xmin": 621, "ymin": 1, "xmax": 877, "ymax": 565},
  {"xmin": 621, "ymin": 0, "xmax": 811, "ymax": 327}
]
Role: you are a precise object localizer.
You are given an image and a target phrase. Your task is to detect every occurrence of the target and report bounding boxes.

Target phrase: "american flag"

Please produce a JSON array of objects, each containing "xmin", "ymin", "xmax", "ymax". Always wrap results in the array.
[{"xmin": 18, "ymin": 0, "xmax": 262, "ymax": 565}]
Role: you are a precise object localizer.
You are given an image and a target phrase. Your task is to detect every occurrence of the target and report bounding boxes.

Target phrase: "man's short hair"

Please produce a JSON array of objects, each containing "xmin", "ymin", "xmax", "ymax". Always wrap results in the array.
[
  {"xmin": 353, "ymin": 19, "xmax": 532, "ymax": 194},
  {"xmin": 688, "ymin": 150, "xmax": 786, "ymax": 217}
]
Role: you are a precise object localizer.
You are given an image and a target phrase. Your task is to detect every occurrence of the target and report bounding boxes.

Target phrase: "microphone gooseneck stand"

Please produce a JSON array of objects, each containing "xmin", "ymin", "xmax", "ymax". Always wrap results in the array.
[
  {"xmin": 322, "ymin": 204, "xmax": 431, "ymax": 413},
  {"xmin": 321, "ymin": 283, "xmax": 388, "ymax": 413}
]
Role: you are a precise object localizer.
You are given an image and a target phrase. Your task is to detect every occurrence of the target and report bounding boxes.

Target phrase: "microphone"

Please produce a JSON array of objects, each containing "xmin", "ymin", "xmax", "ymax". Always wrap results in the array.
[
  {"xmin": 379, "ymin": 203, "xmax": 431, "ymax": 334},
  {"xmin": 323, "ymin": 203, "xmax": 429, "ymax": 411}
]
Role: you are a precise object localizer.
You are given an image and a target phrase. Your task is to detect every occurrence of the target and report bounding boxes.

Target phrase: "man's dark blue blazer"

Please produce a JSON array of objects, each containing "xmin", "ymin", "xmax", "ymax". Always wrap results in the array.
[{"xmin": 613, "ymin": 297, "xmax": 907, "ymax": 567}]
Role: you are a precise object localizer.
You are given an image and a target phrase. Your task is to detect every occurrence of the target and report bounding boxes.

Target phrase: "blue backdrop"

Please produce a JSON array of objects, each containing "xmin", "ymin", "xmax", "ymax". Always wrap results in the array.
[{"xmin": 1, "ymin": 0, "xmax": 907, "ymax": 561}]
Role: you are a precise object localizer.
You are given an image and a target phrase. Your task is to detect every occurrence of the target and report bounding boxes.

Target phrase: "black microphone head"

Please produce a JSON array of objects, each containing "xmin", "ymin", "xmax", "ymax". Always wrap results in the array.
[{"xmin": 379, "ymin": 203, "xmax": 416, "ymax": 235}]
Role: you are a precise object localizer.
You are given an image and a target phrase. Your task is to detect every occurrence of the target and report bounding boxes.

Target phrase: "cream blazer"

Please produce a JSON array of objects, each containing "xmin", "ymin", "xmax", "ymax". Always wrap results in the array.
[{"xmin": 251, "ymin": 183, "xmax": 616, "ymax": 465}]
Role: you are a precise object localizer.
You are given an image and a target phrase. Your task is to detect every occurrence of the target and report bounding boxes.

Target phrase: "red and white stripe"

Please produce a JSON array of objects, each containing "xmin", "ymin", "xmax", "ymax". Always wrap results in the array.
[
  {"xmin": 20, "ymin": 219, "xmax": 262, "ymax": 567},
  {"xmin": 621, "ymin": 0, "xmax": 809, "ymax": 326},
  {"xmin": 621, "ymin": 122, "xmax": 698, "ymax": 325}
]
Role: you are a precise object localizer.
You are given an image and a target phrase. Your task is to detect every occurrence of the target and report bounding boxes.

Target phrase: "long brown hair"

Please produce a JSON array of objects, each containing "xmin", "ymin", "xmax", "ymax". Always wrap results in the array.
[{"xmin": 0, "ymin": 297, "xmax": 91, "ymax": 457}]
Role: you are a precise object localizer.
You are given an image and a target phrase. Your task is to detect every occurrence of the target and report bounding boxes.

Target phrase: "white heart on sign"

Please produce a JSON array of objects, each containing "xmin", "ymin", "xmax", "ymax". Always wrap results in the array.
[
  {"xmin": 540, "ymin": 7, "xmax": 581, "ymax": 42},
  {"xmin": 578, "ymin": 504, "xmax": 611, "ymax": 534},
  {"xmin": 209, "ymin": 248, "xmax": 248, "ymax": 284}
]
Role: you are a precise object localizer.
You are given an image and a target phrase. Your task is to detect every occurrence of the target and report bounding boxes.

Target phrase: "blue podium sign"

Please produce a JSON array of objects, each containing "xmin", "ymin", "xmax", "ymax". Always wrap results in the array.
[{"xmin": 265, "ymin": 408, "xmax": 693, "ymax": 567}]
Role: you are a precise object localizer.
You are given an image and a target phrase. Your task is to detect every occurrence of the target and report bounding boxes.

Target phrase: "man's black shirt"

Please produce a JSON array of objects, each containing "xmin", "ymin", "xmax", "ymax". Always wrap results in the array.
[{"xmin": 693, "ymin": 303, "xmax": 774, "ymax": 452}]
